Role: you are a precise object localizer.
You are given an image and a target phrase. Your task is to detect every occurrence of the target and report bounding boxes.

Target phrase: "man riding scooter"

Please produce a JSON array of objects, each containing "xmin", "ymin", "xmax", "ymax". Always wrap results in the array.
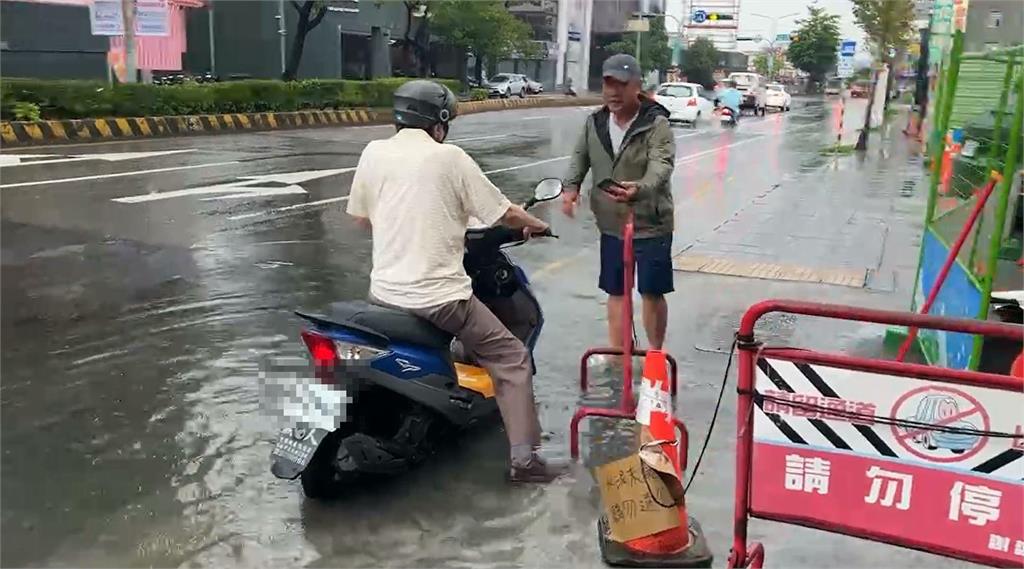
[
  {"xmin": 345, "ymin": 80, "xmax": 565, "ymax": 483},
  {"xmin": 715, "ymin": 79, "xmax": 742, "ymax": 124}
]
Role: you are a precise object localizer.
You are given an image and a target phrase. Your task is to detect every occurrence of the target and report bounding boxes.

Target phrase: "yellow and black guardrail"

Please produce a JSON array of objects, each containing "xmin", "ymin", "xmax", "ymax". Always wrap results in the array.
[{"xmin": 0, "ymin": 95, "xmax": 601, "ymax": 147}]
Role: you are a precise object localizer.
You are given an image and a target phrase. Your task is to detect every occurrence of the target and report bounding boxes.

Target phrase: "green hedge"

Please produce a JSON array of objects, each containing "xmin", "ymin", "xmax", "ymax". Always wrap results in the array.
[{"xmin": 0, "ymin": 78, "xmax": 463, "ymax": 120}]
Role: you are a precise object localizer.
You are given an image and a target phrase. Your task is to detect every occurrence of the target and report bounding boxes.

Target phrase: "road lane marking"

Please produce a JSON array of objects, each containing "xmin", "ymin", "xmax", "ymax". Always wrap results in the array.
[
  {"xmin": 674, "ymin": 131, "xmax": 706, "ymax": 139},
  {"xmin": 229, "ymin": 155, "xmax": 574, "ymax": 221},
  {"xmin": 674, "ymin": 136, "xmax": 765, "ymax": 166},
  {"xmin": 0, "ymin": 160, "xmax": 241, "ymax": 189},
  {"xmin": 0, "ymin": 149, "xmax": 197, "ymax": 168},
  {"xmin": 229, "ymin": 131, "xmax": 779, "ymax": 220},
  {"xmin": 521, "ymin": 116, "xmax": 551, "ymax": 121},
  {"xmin": 228, "ymin": 196, "xmax": 350, "ymax": 221},
  {"xmin": 483, "ymin": 156, "xmax": 570, "ymax": 175},
  {"xmin": 112, "ymin": 168, "xmax": 354, "ymax": 203},
  {"xmin": 448, "ymin": 134, "xmax": 510, "ymax": 143}
]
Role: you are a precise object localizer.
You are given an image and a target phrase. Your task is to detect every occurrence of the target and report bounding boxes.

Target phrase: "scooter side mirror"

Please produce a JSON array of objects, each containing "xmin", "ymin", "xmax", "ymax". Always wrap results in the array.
[{"xmin": 532, "ymin": 178, "xmax": 563, "ymax": 203}]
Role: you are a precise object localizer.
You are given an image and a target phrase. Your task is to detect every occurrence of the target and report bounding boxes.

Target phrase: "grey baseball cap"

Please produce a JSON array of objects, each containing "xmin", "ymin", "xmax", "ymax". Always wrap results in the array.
[{"xmin": 602, "ymin": 54, "xmax": 642, "ymax": 82}]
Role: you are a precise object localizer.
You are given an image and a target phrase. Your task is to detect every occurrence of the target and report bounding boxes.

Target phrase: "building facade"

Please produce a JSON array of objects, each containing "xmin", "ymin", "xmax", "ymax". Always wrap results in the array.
[{"xmin": 961, "ymin": 0, "xmax": 1023, "ymax": 53}]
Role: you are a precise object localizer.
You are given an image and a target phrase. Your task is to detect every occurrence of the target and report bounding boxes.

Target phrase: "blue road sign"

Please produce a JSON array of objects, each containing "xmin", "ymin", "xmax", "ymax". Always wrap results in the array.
[
  {"xmin": 841, "ymin": 40, "xmax": 857, "ymax": 56},
  {"xmin": 692, "ymin": 9, "xmax": 707, "ymax": 23}
]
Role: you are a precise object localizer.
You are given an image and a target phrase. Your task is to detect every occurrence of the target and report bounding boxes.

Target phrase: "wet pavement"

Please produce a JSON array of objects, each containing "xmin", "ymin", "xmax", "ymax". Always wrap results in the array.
[{"xmin": 1, "ymin": 99, "xmax": 976, "ymax": 567}]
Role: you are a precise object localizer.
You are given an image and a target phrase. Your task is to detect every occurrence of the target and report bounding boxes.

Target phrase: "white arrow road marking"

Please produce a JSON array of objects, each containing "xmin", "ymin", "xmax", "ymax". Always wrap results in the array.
[
  {"xmin": 0, "ymin": 154, "xmax": 54, "ymax": 167},
  {"xmin": 112, "ymin": 167, "xmax": 355, "ymax": 204},
  {"xmin": 0, "ymin": 149, "xmax": 196, "ymax": 168}
]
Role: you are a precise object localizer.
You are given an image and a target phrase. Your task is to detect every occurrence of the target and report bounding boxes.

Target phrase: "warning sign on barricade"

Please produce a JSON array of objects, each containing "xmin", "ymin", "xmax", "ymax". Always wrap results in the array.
[{"xmin": 750, "ymin": 357, "xmax": 1024, "ymax": 566}]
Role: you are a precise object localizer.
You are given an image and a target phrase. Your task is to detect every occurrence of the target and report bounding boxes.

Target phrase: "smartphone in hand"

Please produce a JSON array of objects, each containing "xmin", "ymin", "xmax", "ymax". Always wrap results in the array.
[{"xmin": 597, "ymin": 178, "xmax": 622, "ymax": 193}]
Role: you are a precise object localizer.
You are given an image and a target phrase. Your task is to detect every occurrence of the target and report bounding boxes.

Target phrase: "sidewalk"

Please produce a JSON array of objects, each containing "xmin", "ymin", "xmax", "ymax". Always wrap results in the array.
[{"xmin": 665, "ymin": 117, "xmax": 953, "ymax": 567}]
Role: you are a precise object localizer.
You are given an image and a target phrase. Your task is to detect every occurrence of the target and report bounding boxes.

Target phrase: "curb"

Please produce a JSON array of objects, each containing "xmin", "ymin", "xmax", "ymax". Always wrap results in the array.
[{"xmin": 0, "ymin": 95, "xmax": 601, "ymax": 147}]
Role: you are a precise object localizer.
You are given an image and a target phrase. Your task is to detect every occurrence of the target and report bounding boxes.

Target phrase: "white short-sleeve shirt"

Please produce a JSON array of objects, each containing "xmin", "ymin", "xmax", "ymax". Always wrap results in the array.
[{"xmin": 346, "ymin": 128, "xmax": 512, "ymax": 309}]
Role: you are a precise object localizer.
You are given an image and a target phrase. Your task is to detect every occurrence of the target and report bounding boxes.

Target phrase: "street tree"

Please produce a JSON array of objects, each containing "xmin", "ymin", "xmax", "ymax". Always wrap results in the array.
[
  {"xmin": 283, "ymin": 1, "xmax": 329, "ymax": 81},
  {"xmin": 432, "ymin": 0, "xmax": 536, "ymax": 85},
  {"xmin": 752, "ymin": 50, "xmax": 786, "ymax": 80},
  {"xmin": 681, "ymin": 37, "xmax": 719, "ymax": 89},
  {"xmin": 786, "ymin": 6, "xmax": 841, "ymax": 84},
  {"xmin": 605, "ymin": 17, "xmax": 671, "ymax": 77},
  {"xmin": 851, "ymin": 0, "xmax": 916, "ymax": 107}
]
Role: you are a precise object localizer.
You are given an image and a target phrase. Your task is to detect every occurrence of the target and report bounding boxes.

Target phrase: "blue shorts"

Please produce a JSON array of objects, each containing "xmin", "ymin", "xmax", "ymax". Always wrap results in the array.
[{"xmin": 599, "ymin": 233, "xmax": 674, "ymax": 296}]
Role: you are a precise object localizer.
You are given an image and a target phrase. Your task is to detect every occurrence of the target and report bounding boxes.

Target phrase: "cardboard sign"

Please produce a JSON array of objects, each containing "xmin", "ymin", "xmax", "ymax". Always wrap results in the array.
[{"xmin": 595, "ymin": 454, "xmax": 681, "ymax": 542}]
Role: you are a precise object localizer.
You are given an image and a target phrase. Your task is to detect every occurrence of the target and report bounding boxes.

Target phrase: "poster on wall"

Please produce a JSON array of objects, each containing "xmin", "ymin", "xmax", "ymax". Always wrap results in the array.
[{"xmin": 89, "ymin": 0, "xmax": 169, "ymax": 37}]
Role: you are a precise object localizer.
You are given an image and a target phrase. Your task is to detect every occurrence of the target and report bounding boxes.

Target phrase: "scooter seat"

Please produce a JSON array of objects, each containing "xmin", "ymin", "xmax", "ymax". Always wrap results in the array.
[{"xmin": 328, "ymin": 301, "xmax": 453, "ymax": 350}]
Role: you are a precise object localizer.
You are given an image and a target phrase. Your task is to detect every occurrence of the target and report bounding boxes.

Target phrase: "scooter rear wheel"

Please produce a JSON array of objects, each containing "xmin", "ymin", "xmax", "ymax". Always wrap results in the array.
[{"xmin": 300, "ymin": 429, "xmax": 353, "ymax": 499}]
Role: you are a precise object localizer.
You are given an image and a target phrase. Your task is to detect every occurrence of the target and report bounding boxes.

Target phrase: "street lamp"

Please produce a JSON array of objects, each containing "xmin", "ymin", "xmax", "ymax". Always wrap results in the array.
[{"xmin": 749, "ymin": 12, "xmax": 799, "ymax": 79}]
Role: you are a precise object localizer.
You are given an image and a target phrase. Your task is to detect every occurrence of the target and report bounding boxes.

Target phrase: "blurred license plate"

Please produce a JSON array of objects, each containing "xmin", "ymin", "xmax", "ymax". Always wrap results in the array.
[{"xmin": 271, "ymin": 428, "xmax": 323, "ymax": 469}]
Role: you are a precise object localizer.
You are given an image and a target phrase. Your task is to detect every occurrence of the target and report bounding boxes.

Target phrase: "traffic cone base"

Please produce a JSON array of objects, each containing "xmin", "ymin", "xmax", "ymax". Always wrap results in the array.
[
  {"xmin": 598, "ymin": 515, "xmax": 713, "ymax": 568},
  {"xmin": 597, "ymin": 350, "xmax": 713, "ymax": 567}
]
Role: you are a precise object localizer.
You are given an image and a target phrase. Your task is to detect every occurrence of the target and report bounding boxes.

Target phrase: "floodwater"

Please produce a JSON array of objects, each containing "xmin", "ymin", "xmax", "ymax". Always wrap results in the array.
[{"xmin": 2, "ymin": 99, "xmax": 969, "ymax": 568}]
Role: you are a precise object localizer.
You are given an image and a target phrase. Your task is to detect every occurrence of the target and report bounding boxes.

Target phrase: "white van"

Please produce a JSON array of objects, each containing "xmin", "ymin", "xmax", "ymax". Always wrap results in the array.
[{"xmin": 726, "ymin": 72, "xmax": 768, "ymax": 116}]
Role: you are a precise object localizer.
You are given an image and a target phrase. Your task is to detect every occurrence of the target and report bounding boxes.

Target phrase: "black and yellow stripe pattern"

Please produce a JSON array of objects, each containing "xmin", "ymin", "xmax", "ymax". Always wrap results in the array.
[
  {"xmin": 0, "ymin": 109, "xmax": 383, "ymax": 146},
  {"xmin": 1, "ymin": 96, "xmax": 601, "ymax": 147}
]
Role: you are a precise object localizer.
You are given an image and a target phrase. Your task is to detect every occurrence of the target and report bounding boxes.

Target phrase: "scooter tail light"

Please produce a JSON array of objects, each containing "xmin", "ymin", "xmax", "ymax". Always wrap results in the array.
[
  {"xmin": 301, "ymin": 330, "xmax": 337, "ymax": 366},
  {"xmin": 687, "ymin": 98, "xmax": 698, "ymax": 107}
]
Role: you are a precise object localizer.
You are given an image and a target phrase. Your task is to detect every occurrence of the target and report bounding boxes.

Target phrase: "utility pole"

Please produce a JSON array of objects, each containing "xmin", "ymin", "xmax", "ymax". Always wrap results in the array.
[
  {"xmin": 277, "ymin": 0, "xmax": 288, "ymax": 76},
  {"xmin": 635, "ymin": 14, "xmax": 642, "ymax": 69},
  {"xmin": 121, "ymin": 0, "xmax": 137, "ymax": 83},
  {"xmin": 751, "ymin": 11, "xmax": 799, "ymax": 81},
  {"xmin": 208, "ymin": 1, "xmax": 216, "ymax": 74}
]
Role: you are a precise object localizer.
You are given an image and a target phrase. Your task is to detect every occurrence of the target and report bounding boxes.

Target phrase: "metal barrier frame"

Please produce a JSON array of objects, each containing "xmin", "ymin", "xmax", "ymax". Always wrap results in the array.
[
  {"xmin": 569, "ymin": 210, "xmax": 686, "ymax": 468},
  {"xmin": 730, "ymin": 299, "xmax": 1024, "ymax": 569}
]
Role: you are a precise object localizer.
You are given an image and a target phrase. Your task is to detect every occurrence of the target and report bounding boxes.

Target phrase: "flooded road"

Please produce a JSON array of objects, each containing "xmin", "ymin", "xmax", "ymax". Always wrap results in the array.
[{"xmin": 2, "ymin": 99, "xmax": 969, "ymax": 567}]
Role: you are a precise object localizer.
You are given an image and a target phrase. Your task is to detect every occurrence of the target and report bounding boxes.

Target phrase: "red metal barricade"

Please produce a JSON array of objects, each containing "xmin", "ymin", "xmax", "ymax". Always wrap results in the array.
[
  {"xmin": 569, "ymin": 210, "xmax": 687, "ymax": 469},
  {"xmin": 730, "ymin": 300, "xmax": 1024, "ymax": 568}
]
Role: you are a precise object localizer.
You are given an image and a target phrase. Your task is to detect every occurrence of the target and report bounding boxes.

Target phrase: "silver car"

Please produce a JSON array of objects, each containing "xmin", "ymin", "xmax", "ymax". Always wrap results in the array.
[
  {"xmin": 487, "ymin": 73, "xmax": 528, "ymax": 98},
  {"xmin": 524, "ymin": 76, "xmax": 544, "ymax": 94}
]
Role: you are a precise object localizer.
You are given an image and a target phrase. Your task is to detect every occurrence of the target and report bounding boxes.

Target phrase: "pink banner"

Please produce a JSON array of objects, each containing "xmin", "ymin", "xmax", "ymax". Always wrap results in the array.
[{"xmin": 751, "ymin": 441, "xmax": 1024, "ymax": 567}]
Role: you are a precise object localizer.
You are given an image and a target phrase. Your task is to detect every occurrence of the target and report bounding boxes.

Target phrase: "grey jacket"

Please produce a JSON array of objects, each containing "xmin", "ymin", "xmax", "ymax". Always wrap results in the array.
[{"xmin": 563, "ymin": 98, "xmax": 676, "ymax": 238}]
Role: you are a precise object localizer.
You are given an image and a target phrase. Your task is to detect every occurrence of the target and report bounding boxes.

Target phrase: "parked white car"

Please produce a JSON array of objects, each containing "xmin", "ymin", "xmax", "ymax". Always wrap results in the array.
[
  {"xmin": 766, "ymin": 83, "xmax": 791, "ymax": 111},
  {"xmin": 487, "ymin": 73, "xmax": 528, "ymax": 98},
  {"xmin": 654, "ymin": 82, "xmax": 715, "ymax": 125}
]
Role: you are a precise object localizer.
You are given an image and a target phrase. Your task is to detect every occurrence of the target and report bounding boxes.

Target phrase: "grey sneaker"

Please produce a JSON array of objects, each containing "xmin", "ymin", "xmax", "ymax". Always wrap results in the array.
[{"xmin": 509, "ymin": 456, "xmax": 569, "ymax": 483}]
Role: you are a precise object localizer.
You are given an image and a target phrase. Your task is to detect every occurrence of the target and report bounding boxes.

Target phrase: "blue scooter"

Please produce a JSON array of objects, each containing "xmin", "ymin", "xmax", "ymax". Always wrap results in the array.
[{"xmin": 270, "ymin": 179, "xmax": 562, "ymax": 498}]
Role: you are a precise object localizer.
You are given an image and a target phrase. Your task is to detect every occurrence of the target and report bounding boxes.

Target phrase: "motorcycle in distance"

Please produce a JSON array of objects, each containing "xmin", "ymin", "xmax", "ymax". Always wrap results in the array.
[
  {"xmin": 713, "ymin": 99, "xmax": 737, "ymax": 127},
  {"xmin": 269, "ymin": 178, "xmax": 563, "ymax": 499}
]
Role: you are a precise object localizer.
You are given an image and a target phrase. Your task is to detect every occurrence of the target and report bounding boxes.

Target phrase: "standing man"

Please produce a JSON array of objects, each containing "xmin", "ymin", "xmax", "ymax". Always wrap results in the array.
[
  {"xmin": 347, "ymin": 80, "xmax": 562, "ymax": 482},
  {"xmin": 561, "ymin": 54, "xmax": 676, "ymax": 351}
]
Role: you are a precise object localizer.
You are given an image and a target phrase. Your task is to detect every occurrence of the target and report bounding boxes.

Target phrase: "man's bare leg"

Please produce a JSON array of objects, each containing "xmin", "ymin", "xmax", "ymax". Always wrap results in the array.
[
  {"xmin": 607, "ymin": 295, "xmax": 625, "ymax": 349},
  {"xmin": 641, "ymin": 294, "xmax": 668, "ymax": 350}
]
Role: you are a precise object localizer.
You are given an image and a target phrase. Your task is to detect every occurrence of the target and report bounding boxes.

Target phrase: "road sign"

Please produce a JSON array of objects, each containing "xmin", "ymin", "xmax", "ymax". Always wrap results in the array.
[
  {"xmin": 837, "ymin": 57, "xmax": 855, "ymax": 78},
  {"xmin": 841, "ymin": 40, "xmax": 857, "ymax": 57},
  {"xmin": 692, "ymin": 9, "xmax": 707, "ymax": 23},
  {"xmin": 749, "ymin": 357, "xmax": 1024, "ymax": 566},
  {"xmin": 775, "ymin": 33, "xmax": 791, "ymax": 43},
  {"xmin": 568, "ymin": 23, "xmax": 581, "ymax": 42},
  {"xmin": 625, "ymin": 19, "xmax": 650, "ymax": 33}
]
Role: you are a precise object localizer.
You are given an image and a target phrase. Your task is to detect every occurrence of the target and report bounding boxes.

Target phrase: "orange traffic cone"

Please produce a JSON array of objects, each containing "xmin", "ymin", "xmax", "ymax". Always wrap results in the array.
[{"xmin": 599, "ymin": 350, "xmax": 713, "ymax": 567}]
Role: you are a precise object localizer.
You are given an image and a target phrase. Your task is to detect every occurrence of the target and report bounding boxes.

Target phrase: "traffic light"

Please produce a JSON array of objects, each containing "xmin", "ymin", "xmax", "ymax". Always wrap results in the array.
[{"xmin": 706, "ymin": 13, "xmax": 734, "ymax": 21}]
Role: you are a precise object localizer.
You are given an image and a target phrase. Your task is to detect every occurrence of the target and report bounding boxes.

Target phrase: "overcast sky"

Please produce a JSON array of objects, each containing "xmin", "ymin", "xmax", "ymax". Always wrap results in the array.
[{"xmin": 736, "ymin": 0, "xmax": 865, "ymax": 45}]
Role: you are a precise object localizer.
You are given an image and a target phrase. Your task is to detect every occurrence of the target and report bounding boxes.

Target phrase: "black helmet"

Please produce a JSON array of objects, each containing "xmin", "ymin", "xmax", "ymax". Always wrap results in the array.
[{"xmin": 393, "ymin": 80, "xmax": 457, "ymax": 129}]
